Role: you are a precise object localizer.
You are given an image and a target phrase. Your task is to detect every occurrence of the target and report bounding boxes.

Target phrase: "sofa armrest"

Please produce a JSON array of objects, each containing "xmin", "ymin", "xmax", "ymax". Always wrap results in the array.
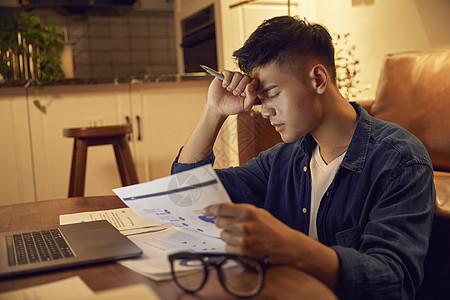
[{"xmin": 434, "ymin": 171, "xmax": 450, "ymax": 219}]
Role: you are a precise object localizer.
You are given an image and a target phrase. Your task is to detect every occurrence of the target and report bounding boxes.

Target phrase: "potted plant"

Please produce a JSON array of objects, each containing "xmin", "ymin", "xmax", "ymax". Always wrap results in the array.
[
  {"xmin": 0, "ymin": 11, "xmax": 65, "ymax": 112},
  {"xmin": 333, "ymin": 32, "xmax": 369, "ymax": 100}
]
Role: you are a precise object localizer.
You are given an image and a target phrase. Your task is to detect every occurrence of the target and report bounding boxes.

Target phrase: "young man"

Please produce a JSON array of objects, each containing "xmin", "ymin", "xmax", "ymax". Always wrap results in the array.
[{"xmin": 171, "ymin": 16, "xmax": 435, "ymax": 299}]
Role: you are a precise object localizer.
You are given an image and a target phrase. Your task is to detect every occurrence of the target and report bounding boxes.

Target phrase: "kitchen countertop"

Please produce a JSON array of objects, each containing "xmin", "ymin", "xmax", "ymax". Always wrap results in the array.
[{"xmin": 0, "ymin": 72, "xmax": 213, "ymax": 88}]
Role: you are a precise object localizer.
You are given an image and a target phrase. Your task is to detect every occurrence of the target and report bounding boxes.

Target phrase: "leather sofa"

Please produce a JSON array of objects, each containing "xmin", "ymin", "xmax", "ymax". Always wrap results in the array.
[
  {"xmin": 237, "ymin": 50, "xmax": 450, "ymax": 299},
  {"xmin": 359, "ymin": 50, "xmax": 450, "ymax": 299}
]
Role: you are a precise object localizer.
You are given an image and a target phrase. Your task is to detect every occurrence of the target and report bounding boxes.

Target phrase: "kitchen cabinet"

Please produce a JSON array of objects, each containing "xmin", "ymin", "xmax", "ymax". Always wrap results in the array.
[
  {"xmin": 0, "ymin": 79, "xmax": 215, "ymax": 205},
  {"xmin": 127, "ymin": 80, "xmax": 211, "ymax": 181},
  {"xmin": 26, "ymin": 83, "xmax": 131, "ymax": 202},
  {"xmin": 0, "ymin": 87, "xmax": 35, "ymax": 205}
]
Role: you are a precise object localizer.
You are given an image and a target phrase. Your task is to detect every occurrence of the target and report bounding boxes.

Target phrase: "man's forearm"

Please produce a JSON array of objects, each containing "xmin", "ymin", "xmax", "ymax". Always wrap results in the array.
[
  {"xmin": 178, "ymin": 103, "xmax": 228, "ymax": 163},
  {"xmin": 296, "ymin": 237, "xmax": 340, "ymax": 290}
]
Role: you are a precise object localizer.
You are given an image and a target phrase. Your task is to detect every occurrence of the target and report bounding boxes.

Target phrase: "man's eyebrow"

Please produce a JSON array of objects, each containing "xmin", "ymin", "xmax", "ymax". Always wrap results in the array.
[{"xmin": 259, "ymin": 85, "xmax": 277, "ymax": 94}]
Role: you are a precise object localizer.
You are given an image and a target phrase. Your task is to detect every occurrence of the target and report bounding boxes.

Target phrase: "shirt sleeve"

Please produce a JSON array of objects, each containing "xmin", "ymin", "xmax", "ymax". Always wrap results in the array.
[
  {"xmin": 331, "ymin": 162, "xmax": 435, "ymax": 300},
  {"xmin": 171, "ymin": 146, "xmax": 276, "ymax": 207},
  {"xmin": 171, "ymin": 147, "xmax": 216, "ymax": 174}
]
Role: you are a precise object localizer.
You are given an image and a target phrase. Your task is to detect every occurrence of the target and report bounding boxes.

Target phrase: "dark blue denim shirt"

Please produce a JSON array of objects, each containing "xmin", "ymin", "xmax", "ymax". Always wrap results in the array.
[{"xmin": 171, "ymin": 102, "xmax": 435, "ymax": 299}]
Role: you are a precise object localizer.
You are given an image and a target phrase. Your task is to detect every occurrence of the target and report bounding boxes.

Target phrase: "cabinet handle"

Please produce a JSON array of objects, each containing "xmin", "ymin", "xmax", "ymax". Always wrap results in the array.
[
  {"xmin": 125, "ymin": 115, "xmax": 131, "ymax": 141},
  {"xmin": 136, "ymin": 115, "xmax": 142, "ymax": 141}
]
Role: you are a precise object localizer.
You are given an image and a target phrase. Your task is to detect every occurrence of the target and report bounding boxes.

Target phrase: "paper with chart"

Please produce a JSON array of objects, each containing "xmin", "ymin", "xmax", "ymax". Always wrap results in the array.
[
  {"xmin": 59, "ymin": 208, "xmax": 226, "ymax": 281},
  {"xmin": 113, "ymin": 164, "xmax": 231, "ymax": 238},
  {"xmin": 118, "ymin": 226, "xmax": 226, "ymax": 281}
]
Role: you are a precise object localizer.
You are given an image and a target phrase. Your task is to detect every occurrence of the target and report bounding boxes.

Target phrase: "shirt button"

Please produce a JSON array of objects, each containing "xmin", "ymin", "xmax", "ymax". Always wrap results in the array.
[
  {"xmin": 302, "ymin": 208, "xmax": 307, "ymax": 213},
  {"xmin": 303, "ymin": 166, "xmax": 307, "ymax": 172}
]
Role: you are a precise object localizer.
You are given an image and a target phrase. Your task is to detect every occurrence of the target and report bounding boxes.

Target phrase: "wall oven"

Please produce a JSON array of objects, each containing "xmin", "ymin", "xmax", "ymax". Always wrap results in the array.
[{"xmin": 181, "ymin": 5, "xmax": 218, "ymax": 73}]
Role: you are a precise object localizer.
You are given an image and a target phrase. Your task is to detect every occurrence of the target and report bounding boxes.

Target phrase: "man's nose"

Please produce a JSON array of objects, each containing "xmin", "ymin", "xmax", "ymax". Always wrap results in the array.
[{"xmin": 260, "ymin": 101, "xmax": 276, "ymax": 118}]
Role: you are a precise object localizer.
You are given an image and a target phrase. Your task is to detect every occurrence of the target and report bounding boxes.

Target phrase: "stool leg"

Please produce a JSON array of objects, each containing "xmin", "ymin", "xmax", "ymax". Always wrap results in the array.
[
  {"xmin": 113, "ymin": 136, "xmax": 138, "ymax": 186},
  {"xmin": 68, "ymin": 138, "xmax": 88, "ymax": 197}
]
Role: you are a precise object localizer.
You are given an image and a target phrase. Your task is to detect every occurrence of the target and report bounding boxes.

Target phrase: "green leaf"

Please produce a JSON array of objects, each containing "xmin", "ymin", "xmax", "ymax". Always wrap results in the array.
[
  {"xmin": 33, "ymin": 99, "xmax": 42, "ymax": 110},
  {"xmin": 29, "ymin": 15, "xmax": 41, "ymax": 25},
  {"xmin": 46, "ymin": 21, "xmax": 57, "ymax": 32}
]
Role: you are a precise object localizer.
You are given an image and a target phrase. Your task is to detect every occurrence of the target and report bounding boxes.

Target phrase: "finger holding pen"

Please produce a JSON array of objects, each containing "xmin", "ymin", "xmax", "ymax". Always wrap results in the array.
[
  {"xmin": 243, "ymin": 80, "xmax": 259, "ymax": 111},
  {"xmin": 221, "ymin": 70, "xmax": 259, "ymax": 111},
  {"xmin": 201, "ymin": 65, "xmax": 260, "ymax": 113},
  {"xmin": 225, "ymin": 71, "xmax": 260, "ymax": 109},
  {"xmin": 223, "ymin": 70, "xmax": 246, "ymax": 95}
]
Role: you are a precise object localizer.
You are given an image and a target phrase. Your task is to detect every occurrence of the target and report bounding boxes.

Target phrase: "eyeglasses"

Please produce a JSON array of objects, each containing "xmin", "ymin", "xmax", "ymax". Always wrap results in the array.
[{"xmin": 168, "ymin": 252, "xmax": 269, "ymax": 298}]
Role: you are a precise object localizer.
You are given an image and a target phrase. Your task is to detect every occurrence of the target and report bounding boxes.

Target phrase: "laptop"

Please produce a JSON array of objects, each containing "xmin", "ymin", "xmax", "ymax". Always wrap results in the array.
[{"xmin": 0, "ymin": 220, "xmax": 143, "ymax": 278}]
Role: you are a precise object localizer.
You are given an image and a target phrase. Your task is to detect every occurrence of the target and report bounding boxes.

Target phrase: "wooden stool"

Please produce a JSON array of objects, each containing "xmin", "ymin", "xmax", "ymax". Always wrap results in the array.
[{"xmin": 63, "ymin": 124, "xmax": 139, "ymax": 197}]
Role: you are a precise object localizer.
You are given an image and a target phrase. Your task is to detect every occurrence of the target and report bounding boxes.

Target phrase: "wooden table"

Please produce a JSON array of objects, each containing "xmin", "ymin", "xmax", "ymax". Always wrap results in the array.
[{"xmin": 0, "ymin": 196, "xmax": 337, "ymax": 299}]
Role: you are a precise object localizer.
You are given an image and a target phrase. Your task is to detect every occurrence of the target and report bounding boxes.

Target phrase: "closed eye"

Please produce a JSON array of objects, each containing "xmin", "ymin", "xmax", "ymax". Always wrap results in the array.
[
  {"xmin": 268, "ymin": 92, "xmax": 280, "ymax": 99},
  {"xmin": 258, "ymin": 85, "xmax": 278, "ymax": 100}
]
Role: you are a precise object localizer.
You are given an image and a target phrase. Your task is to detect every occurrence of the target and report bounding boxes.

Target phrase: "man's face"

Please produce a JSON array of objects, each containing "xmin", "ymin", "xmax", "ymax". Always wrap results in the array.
[{"xmin": 251, "ymin": 62, "xmax": 323, "ymax": 143}]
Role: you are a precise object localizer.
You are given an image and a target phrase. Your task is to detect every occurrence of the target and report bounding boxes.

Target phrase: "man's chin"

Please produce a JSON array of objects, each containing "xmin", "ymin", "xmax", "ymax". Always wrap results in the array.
[
  {"xmin": 280, "ymin": 133, "xmax": 303, "ymax": 144},
  {"xmin": 280, "ymin": 135, "xmax": 291, "ymax": 143}
]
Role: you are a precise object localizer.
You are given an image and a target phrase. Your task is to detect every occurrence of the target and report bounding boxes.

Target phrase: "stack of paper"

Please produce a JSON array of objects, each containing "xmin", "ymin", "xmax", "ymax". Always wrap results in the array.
[
  {"xmin": 60, "ymin": 207, "xmax": 170, "ymax": 237},
  {"xmin": 113, "ymin": 164, "xmax": 231, "ymax": 238},
  {"xmin": 60, "ymin": 165, "xmax": 231, "ymax": 281}
]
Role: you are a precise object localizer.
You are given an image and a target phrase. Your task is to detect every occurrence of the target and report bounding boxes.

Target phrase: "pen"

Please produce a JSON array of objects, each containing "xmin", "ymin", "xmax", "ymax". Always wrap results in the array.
[{"xmin": 200, "ymin": 65, "xmax": 224, "ymax": 81}]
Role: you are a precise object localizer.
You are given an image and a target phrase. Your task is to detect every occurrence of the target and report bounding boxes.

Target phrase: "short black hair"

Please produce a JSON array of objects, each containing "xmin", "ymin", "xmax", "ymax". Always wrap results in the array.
[{"xmin": 233, "ymin": 16, "xmax": 336, "ymax": 83}]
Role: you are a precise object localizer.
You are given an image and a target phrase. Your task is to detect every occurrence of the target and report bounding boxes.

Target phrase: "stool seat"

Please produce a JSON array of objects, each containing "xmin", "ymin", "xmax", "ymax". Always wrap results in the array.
[
  {"xmin": 63, "ymin": 124, "xmax": 139, "ymax": 197},
  {"xmin": 63, "ymin": 125, "xmax": 132, "ymax": 138}
]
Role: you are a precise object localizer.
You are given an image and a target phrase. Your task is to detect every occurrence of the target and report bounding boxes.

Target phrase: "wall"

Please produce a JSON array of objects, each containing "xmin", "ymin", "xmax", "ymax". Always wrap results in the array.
[
  {"xmin": 299, "ymin": 0, "xmax": 450, "ymax": 100},
  {"xmin": 0, "ymin": 1, "xmax": 177, "ymax": 79},
  {"xmin": 43, "ymin": 9, "xmax": 176, "ymax": 79}
]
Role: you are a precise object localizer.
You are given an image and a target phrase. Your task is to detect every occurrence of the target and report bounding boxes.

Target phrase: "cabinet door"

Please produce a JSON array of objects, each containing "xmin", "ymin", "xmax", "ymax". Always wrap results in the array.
[
  {"xmin": 27, "ymin": 83, "xmax": 131, "ymax": 201},
  {"xmin": 0, "ymin": 88, "xmax": 35, "ymax": 205},
  {"xmin": 130, "ymin": 80, "xmax": 211, "ymax": 181}
]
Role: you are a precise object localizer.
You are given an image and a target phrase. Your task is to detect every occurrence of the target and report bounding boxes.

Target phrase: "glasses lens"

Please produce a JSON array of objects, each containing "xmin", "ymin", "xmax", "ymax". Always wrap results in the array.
[
  {"xmin": 220, "ymin": 257, "xmax": 264, "ymax": 297},
  {"xmin": 172, "ymin": 257, "xmax": 206, "ymax": 292}
]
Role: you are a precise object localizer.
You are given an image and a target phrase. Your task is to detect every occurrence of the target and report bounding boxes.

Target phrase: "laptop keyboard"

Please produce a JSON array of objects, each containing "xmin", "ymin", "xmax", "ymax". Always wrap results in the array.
[{"xmin": 6, "ymin": 229, "xmax": 75, "ymax": 266}]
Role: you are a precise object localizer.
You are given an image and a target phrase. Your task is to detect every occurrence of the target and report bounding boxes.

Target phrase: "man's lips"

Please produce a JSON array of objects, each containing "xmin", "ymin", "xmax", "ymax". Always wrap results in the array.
[{"xmin": 272, "ymin": 123, "xmax": 285, "ymax": 132}]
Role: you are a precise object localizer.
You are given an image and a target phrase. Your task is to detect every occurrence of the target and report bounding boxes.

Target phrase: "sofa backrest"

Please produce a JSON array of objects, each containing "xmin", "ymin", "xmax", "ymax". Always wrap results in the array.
[{"xmin": 369, "ymin": 50, "xmax": 450, "ymax": 171}]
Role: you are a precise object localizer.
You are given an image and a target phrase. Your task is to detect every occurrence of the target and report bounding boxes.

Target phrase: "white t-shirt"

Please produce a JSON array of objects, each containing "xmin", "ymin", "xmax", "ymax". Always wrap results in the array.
[{"xmin": 308, "ymin": 145, "xmax": 346, "ymax": 241}]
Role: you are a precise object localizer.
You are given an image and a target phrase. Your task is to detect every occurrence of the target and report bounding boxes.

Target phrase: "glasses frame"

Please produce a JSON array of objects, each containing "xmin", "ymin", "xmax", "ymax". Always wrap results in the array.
[{"xmin": 168, "ymin": 252, "xmax": 269, "ymax": 298}]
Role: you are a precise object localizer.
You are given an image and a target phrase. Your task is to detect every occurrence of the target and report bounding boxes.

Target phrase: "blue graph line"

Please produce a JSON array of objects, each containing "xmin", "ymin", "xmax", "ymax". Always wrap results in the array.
[{"xmin": 123, "ymin": 179, "xmax": 218, "ymax": 201}]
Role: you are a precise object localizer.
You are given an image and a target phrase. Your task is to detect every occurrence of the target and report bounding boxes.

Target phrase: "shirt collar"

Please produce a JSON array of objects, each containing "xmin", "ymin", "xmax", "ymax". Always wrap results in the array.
[
  {"xmin": 340, "ymin": 102, "xmax": 371, "ymax": 174},
  {"xmin": 300, "ymin": 102, "xmax": 371, "ymax": 174}
]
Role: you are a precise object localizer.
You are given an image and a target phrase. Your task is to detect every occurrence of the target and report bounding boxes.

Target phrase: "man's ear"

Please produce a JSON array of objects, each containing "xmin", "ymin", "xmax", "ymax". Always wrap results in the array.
[{"xmin": 308, "ymin": 64, "xmax": 328, "ymax": 95}]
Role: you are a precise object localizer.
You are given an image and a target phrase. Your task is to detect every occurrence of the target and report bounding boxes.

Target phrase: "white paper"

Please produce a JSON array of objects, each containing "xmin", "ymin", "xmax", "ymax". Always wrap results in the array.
[
  {"xmin": 59, "ymin": 213, "xmax": 225, "ymax": 281},
  {"xmin": 59, "ymin": 165, "xmax": 230, "ymax": 281},
  {"xmin": 113, "ymin": 165, "xmax": 231, "ymax": 238},
  {"xmin": 0, "ymin": 276, "xmax": 95, "ymax": 300},
  {"xmin": 0, "ymin": 276, "xmax": 161, "ymax": 300},
  {"xmin": 60, "ymin": 211, "xmax": 226, "ymax": 281},
  {"xmin": 60, "ymin": 208, "xmax": 170, "ymax": 236},
  {"xmin": 119, "ymin": 226, "xmax": 225, "ymax": 280}
]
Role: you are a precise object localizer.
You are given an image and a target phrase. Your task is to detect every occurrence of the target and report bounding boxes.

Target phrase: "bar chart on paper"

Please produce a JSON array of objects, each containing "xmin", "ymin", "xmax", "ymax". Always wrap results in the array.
[{"xmin": 113, "ymin": 165, "xmax": 231, "ymax": 238}]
